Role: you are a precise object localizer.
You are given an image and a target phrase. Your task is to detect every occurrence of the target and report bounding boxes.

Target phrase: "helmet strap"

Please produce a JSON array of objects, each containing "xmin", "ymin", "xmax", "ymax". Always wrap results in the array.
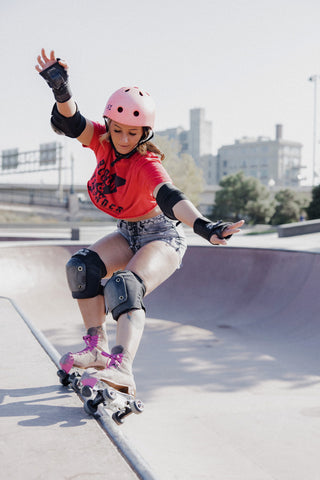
[
  {"xmin": 138, "ymin": 128, "xmax": 154, "ymax": 146},
  {"xmin": 104, "ymin": 118, "xmax": 154, "ymax": 166}
]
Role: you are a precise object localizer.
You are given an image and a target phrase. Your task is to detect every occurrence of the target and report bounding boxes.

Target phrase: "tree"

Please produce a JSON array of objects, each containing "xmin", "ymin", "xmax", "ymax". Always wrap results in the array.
[
  {"xmin": 306, "ymin": 184, "xmax": 320, "ymax": 219},
  {"xmin": 154, "ymin": 135, "xmax": 204, "ymax": 206},
  {"xmin": 211, "ymin": 171, "xmax": 274, "ymax": 223},
  {"xmin": 270, "ymin": 189, "xmax": 301, "ymax": 225},
  {"xmin": 246, "ymin": 197, "xmax": 275, "ymax": 224}
]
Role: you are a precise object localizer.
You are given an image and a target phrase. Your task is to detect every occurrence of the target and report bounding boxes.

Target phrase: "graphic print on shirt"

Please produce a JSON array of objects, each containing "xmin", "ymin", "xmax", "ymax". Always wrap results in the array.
[{"xmin": 88, "ymin": 158, "xmax": 126, "ymax": 215}]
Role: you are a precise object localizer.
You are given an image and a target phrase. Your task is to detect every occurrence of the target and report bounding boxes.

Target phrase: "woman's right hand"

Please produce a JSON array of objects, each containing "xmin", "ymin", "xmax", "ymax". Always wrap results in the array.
[
  {"xmin": 35, "ymin": 48, "xmax": 68, "ymax": 73},
  {"xmin": 35, "ymin": 48, "xmax": 93, "ymax": 145}
]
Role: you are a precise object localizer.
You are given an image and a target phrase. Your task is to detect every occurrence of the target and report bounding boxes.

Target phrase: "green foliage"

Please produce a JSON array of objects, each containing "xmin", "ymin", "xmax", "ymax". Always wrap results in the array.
[
  {"xmin": 270, "ymin": 189, "xmax": 301, "ymax": 225},
  {"xmin": 212, "ymin": 171, "xmax": 274, "ymax": 223},
  {"xmin": 306, "ymin": 184, "xmax": 320, "ymax": 219},
  {"xmin": 246, "ymin": 197, "xmax": 275, "ymax": 224},
  {"xmin": 154, "ymin": 135, "xmax": 204, "ymax": 206}
]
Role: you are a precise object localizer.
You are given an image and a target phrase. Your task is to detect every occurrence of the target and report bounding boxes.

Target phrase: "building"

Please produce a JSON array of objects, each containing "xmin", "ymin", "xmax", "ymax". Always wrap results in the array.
[
  {"xmin": 157, "ymin": 108, "xmax": 213, "ymax": 164},
  {"xmin": 155, "ymin": 126, "xmax": 189, "ymax": 155},
  {"xmin": 157, "ymin": 112, "xmax": 303, "ymax": 190},
  {"xmin": 188, "ymin": 108, "xmax": 212, "ymax": 164},
  {"xmin": 217, "ymin": 124, "xmax": 303, "ymax": 187},
  {"xmin": 198, "ymin": 153, "xmax": 218, "ymax": 185},
  {"xmin": 156, "ymin": 107, "xmax": 214, "ymax": 181}
]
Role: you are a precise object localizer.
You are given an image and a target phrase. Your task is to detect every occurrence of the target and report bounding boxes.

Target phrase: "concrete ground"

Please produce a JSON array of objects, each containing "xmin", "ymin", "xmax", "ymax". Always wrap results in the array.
[
  {"xmin": 1, "ymin": 229, "xmax": 320, "ymax": 479},
  {"xmin": 0, "ymin": 296, "xmax": 138, "ymax": 480}
]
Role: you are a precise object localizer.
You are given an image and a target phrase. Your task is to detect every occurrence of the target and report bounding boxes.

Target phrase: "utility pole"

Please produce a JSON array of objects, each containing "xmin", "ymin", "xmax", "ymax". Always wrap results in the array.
[
  {"xmin": 70, "ymin": 153, "xmax": 75, "ymax": 194},
  {"xmin": 309, "ymin": 75, "xmax": 320, "ymax": 186}
]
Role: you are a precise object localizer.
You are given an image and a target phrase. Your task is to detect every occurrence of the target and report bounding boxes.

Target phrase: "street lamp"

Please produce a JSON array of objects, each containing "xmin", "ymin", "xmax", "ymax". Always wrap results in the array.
[{"xmin": 309, "ymin": 75, "xmax": 320, "ymax": 186}]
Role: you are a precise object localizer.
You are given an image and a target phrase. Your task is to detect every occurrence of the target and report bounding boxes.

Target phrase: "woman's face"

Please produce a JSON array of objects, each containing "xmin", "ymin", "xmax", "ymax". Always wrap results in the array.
[{"xmin": 109, "ymin": 120, "xmax": 143, "ymax": 155}]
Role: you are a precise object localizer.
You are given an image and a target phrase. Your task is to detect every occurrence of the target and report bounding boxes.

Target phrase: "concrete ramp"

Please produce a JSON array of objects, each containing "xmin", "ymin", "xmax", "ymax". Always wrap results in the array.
[
  {"xmin": 1, "ymin": 243, "xmax": 320, "ymax": 479},
  {"xmin": 146, "ymin": 246, "xmax": 320, "ymax": 340}
]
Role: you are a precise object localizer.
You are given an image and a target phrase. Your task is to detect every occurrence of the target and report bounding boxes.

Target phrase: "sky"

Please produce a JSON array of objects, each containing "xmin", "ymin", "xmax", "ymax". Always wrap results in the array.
[{"xmin": 1, "ymin": 0, "xmax": 320, "ymax": 186}]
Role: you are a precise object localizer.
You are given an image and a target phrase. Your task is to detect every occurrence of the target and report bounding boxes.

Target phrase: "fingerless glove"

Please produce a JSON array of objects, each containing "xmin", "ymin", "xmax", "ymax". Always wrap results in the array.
[{"xmin": 193, "ymin": 218, "xmax": 232, "ymax": 242}]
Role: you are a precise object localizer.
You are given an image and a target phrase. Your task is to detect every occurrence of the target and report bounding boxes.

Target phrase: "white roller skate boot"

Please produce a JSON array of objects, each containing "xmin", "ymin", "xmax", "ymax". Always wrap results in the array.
[
  {"xmin": 59, "ymin": 326, "xmax": 109, "ymax": 374},
  {"xmin": 81, "ymin": 345, "xmax": 136, "ymax": 396}
]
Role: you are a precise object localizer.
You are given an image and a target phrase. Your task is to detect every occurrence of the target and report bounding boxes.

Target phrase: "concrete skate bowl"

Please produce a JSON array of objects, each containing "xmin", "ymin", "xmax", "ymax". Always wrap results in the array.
[
  {"xmin": 2, "ymin": 243, "xmax": 320, "ymax": 479},
  {"xmin": 1, "ymin": 243, "xmax": 320, "ymax": 383},
  {"xmin": 147, "ymin": 244, "xmax": 320, "ymax": 339}
]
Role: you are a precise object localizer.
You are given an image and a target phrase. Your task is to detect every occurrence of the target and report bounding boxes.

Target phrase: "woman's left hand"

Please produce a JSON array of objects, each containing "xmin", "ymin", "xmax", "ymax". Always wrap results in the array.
[{"xmin": 209, "ymin": 220, "xmax": 245, "ymax": 245}]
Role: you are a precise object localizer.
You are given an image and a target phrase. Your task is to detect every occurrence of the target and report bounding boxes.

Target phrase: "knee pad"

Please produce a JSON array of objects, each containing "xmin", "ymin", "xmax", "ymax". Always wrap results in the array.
[
  {"xmin": 66, "ymin": 248, "xmax": 107, "ymax": 299},
  {"xmin": 104, "ymin": 270, "xmax": 146, "ymax": 321}
]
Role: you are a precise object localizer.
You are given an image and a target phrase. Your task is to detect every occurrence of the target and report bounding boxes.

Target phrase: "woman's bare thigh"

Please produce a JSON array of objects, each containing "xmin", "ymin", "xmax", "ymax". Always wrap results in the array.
[
  {"xmin": 89, "ymin": 231, "xmax": 134, "ymax": 277},
  {"xmin": 125, "ymin": 240, "xmax": 181, "ymax": 295},
  {"xmin": 89, "ymin": 232, "xmax": 181, "ymax": 292}
]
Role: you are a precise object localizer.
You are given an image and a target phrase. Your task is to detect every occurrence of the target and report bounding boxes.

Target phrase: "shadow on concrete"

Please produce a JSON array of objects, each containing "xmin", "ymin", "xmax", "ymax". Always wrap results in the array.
[{"xmin": 0, "ymin": 384, "xmax": 88, "ymax": 427}]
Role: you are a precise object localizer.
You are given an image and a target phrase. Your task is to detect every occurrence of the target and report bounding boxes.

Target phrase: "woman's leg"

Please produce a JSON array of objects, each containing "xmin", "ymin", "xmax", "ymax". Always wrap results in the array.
[
  {"xmin": 115, "ymin": 239, "xmax": 181, "ymax": 357},
  {"xmin": 60, "ymin": 231, "xmax": 134, "ymax": 373},
  {"xmin": 82, "ymin": 241, "xmax": 181, "ymax": 394},
  {"xmin": 76, "ymin": 231, "xmax": 134, "ymax": 329}
]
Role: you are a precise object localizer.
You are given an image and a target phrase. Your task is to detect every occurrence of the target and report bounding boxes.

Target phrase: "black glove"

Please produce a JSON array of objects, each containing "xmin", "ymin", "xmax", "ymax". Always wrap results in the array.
[
  {"xmin": 39, "ymin": 60, "xmax": 72, "ymax": 103},
  {"xmin": 193, "ymin": 218, "xmax": 233, "ymax": 242}
]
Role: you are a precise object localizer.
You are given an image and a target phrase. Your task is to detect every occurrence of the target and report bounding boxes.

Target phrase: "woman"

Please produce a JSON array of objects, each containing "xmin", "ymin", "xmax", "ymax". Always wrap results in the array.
[{"xmin": 36, "ymin": 49, "xmax": 244, "ymax": 396}]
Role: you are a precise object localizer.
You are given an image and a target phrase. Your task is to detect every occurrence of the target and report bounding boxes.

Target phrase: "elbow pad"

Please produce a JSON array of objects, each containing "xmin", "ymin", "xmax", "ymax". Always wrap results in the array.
[
  {"xmin": 51, "ymin": 103, "xmax": 86, "ymax": 138},
  {"xmin": 156, "ymin": 183, "xmax": 187, "ymax": 220}
]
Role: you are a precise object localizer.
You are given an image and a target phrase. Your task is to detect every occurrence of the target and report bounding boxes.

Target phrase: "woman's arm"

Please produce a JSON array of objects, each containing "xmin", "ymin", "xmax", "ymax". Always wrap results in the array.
[
  {"xmin": 35, "ymin": 48, "xmax": 94, "ymax": 146},
  {"xmin": 153, "ymin": 182, "xmax": 244, "ymax": 245}
]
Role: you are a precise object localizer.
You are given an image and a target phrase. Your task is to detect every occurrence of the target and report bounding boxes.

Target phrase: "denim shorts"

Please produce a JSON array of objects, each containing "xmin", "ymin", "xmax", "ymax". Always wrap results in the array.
[{"xmin": 117, "ymin": 214, "xmax": 187, "ymax": 265}]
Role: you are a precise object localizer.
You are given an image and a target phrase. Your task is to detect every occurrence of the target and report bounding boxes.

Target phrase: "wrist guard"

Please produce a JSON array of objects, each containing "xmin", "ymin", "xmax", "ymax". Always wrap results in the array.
[
  {"xmin": 193, "ymin": 218, "xmax": 232, "ymax": 242},
  {"xmin": 39, "ymin": 60, "xmax": 72, "ymax": 103}
]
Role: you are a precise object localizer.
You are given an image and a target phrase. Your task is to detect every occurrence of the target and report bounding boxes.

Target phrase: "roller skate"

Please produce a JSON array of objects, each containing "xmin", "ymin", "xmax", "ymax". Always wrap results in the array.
[
  {"xmin": 81, "ymin": 346, "xmax": 144, "ymax": 424},
  {"xmin": 57, "ymin": 326, "xmax": 109, "ymax": 392}
]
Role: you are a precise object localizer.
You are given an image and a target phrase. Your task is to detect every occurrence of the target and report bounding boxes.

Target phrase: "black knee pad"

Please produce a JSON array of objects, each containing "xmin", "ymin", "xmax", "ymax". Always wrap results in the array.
[
  {"xmin": 104, "ymin": 270, "xmax": 146, "ymax": 321},
  {"xmin": 66, "ymin": 248, "xmax": 107, "ymax": 299}
]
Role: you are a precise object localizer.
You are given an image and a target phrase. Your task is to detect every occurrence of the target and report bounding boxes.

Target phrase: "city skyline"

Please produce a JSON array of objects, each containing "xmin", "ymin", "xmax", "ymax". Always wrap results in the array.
[
  {"xmin": 157, "ymin": 108, "xmax": 303, "ymax": 188},
  {"xmin": 0, "ymin": 105, "xmax": 313, "ymax": 188}
]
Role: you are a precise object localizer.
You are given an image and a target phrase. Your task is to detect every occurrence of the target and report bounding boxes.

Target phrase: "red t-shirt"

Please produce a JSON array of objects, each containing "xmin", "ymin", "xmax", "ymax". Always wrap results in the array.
[{"xmin": 85, "ymin": 122, "xmax": 172, "ymax": 219}]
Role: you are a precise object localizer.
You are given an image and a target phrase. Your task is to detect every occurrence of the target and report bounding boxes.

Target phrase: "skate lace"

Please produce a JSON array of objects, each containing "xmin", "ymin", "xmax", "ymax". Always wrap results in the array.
[
  {"xmin": 78, "ymin": 334, "xmax": 99, "ymax": 354},
  {"xmin": 101, "ymin": 351, "xmax": 124, "ymax": 369}
]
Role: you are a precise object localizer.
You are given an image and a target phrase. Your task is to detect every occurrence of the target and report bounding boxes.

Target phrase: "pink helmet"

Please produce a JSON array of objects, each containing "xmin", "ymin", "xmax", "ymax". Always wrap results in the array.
[{"xmin": 103, "ymin": 86, "xmax": 155, "ymax": 129}]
